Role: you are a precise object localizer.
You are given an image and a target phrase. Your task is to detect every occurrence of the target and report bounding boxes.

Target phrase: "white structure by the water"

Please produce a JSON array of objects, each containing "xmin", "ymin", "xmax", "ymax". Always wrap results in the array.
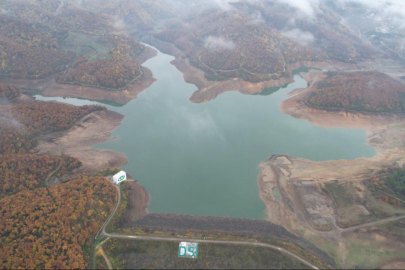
[{"xmin": 113, "ymin": 171, "xmax": 127, "ymax": 185}]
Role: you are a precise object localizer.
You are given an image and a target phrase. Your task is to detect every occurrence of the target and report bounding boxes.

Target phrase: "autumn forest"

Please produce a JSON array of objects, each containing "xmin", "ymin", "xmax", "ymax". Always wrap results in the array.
[
  {"xmin": 0, "ymin": 83, "xmax": 116, "ymax": 268},
  {"xmin": 307, "ymin": 71, "xmax": 405, "ymax": 113}
]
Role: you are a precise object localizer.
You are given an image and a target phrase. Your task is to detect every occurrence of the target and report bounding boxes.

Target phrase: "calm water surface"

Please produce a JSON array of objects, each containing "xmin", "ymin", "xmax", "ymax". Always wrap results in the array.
[{"xmin": 36, "ymin": 46, "xmax": 376, "ymax": 219}]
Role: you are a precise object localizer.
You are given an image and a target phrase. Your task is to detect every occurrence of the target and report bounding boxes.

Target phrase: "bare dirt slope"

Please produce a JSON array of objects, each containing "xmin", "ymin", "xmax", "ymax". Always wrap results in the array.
[
  {"xmin": 258, "ymin": 69, "xmax": 405, "ymax": 268},
  {"xmin": 32, "ymin": 109, "xmax": 127, "ymax": 175}
]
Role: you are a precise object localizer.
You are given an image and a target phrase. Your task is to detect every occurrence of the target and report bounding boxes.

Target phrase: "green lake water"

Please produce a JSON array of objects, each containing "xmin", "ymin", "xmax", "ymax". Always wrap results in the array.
[{"xmin": 35, "ymin": 46, "xmax": 376, "ymax": 219}]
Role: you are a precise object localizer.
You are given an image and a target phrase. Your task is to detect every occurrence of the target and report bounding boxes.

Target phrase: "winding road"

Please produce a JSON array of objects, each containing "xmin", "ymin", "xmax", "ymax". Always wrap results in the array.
[
  {"xmin": 95, "ymin": 181, "xmax": 320, "ymax": 269},
  {"xmin": 95, "ymin": 179, "xmax": 405, "ymax": 269},
  {"xmin": 44, "ymin": 160, "xmax": 63, "ymax": 186}
]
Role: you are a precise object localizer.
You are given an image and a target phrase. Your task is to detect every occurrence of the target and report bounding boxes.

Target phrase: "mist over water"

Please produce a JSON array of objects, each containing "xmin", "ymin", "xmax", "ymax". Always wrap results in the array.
[{"xmin": 36, "ymin": 46, "xmax": 376, "ymax": 219}]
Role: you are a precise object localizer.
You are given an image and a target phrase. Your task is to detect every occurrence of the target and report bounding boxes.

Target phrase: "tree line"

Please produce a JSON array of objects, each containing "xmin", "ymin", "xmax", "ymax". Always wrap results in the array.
[{"xmin": 0, "ymin": 87, "xmax": 117, "ymax": 268}]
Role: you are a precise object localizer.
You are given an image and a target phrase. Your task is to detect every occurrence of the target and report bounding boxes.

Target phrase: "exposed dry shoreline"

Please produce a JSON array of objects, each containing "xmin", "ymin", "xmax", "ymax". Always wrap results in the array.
[
  {"xmin": 144, "ymin": 36, "xmax": 300, "ymax": 103},
  {"xmin": 125, "ymin": 175, "xmax": 151, "ymax": 221},
  {"xmin": 258, "ymin": 69, "xmax": 405, "ymax": 268},
  {"xmin": 32, "ymin": 109, "xmax": 128, "ymax": 175},
  {"xmin": 143, "ymin": 36, "xmax": 405, "ymax": 104},
  {"xmin": 261, "ymin": 70, "xmax": 405, "ymax": 226},
  {"xmin": 30, "ymin": 104, "xmax": 151, "ymax": 217},
  {"xmin": 1, "ymin": 46, "xmax": 158, "ymax": 105}
]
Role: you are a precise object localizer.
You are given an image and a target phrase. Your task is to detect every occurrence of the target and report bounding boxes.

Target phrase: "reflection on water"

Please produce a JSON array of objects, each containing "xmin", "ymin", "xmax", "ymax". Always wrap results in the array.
[{"xmin": 34, "ymin": 46, "xmax": 376, "ymax": 219}]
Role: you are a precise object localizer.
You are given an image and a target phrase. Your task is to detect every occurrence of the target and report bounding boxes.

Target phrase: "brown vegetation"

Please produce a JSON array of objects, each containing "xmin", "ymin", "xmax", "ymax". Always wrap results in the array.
[
  {"xmin": 307, "ymin": 71, "xmax": 405, "ymax": 113},
  {"xmin": 0, "ymin": 101, "xmax": 105, "ymax": 154},
  {"xmin": 0, "ymin": 90, "xmax": 120, "ymax": 269},
  {"xmin": 0, "ymin": 175, "xmax": 117, "ymax": 269},
  {"xmin": 77, "ymin": 0, "xmax": 175, "ymax": 31},
  {"xmin": 2, "ymin": 0, "xmax": 113, "ymax": 35},
  {"xmin": 155, "ymin": 10, "xmax": 320, "ymax": 83},
  {"xmin": 56, "ymin": 36, "xmax": 144, "ymax": 89},
  {"xmin": 0, "ymin": 154, "xmax": 81, "ymax": 197},
  {"xmin": 154, "ymin": 2, "xmax": 377, "ymax": 83},
  {"xmin": 0, "ymin": 83, "xmax": 20, "ymax": 100},
  {"xmin": 0, "ymin": 17, "xmax": 75, "ymax": 79}
]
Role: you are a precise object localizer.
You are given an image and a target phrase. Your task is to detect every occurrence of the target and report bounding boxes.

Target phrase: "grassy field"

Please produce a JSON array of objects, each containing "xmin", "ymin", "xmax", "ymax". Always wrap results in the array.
[
  {"xmin": 326, "ymin": 181, "xmax": 405, "ymax": 227},
  {"xmin": 308, "ymin": 219, "xmax": 405, "ymax": 269},
  {"xmin": 100, "ymin": 239, "xmax": 309, "ymax": 269},
  {"xmin": 60, "ymin": 32, "xmax": 112, "ymax": 61}
]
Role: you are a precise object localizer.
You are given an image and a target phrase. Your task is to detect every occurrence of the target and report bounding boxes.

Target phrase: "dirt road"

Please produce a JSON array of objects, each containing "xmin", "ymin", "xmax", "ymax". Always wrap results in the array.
[
  {"xmin": 341, "ymin": 215, "xmax": 405, "ymax": 234},
  {"xmin": 44, "ymin": 161, "xmax": 62, "ymax": 186}
]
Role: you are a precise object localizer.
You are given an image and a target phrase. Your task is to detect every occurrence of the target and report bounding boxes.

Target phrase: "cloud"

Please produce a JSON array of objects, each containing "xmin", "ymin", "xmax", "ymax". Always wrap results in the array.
[
  {"xmin": 211, "ymin": 0, "xmax": 240, "ymax": 10},
  {"xmin": 0, "ymin": 102, "xmax": 25, "ymax": 132},
  {"xmin": 0, "ymin": 8, "xmax": 8, "ymax": 15},
  {"xmin": 113, "ymin": 18, "xmax": 126, "ymax": 31},
  {"xmin": 110, "ymin": 18, "xmax": 128, "ymax": 35},
  {"xmin": 216, "ymin": 0, "xmax": 405, "ymax": 23},
  {"xmin": 275, "ymin": 0, "xmax": 321, "ymax": 17},
  {"xmin": 337, "ymin": 0, "xmax": 405, "ymax": 28},
  {"xmin": 204, "ymin": 36, "xmax": 235, "ymax": 50},
  {"xmin": 249, "ymin": 9, "xmax": 264, "ymax": 24},
  {"xmin": 281, "ymin": 28, "xmax": 315, "ymax": 46}
]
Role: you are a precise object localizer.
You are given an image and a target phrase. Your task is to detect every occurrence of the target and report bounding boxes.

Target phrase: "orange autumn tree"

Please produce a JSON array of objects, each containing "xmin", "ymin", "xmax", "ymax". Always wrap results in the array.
[
  {"xmin": 0, "ymin": 154, "xmax": 81, "ymax": 197},
  {"xmin": 0, "ymin": 101, "xmax": 105, "ymax": 154},
  {"xmin": 0, "ymin": 175, "xmax": 117, "ymax": 269},
  {"xmin": 307, "ymin": 71, "xmax": 405, "ymax": 113}
]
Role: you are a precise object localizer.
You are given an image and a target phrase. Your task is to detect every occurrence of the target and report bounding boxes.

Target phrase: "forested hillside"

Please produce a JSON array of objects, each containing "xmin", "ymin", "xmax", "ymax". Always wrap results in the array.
[
  {"xmin": 0, "ymin": 101, "xmax": 105, "ymax": 154},
  {"xmin": 0, "ymin": 154, "xmax": 81, "ymax": 197},
  {"xmin": 76, "ymin": 0, "xmax": 175, "ymax": 31},
  {"xmin": 56, "ymin": 36, "xmax": 144, "ymax": 89},
  {"xmin": 0, "ymin": 175, "xmax": 117, "ymax": 269},
  {"xmin": 0, "ymin": 83, "xmax": 20, "ymax": 100},
  {"xmin": 239, "ymin": 1, "xmax": 377, "ymax": 62},
  {"xmin": 0, "ymin": 17, "xmax": 75, "ymax": 79},
  {"xmin": 0, "ymin": 93, "xmax": 117, "ymax": 268},
  {"xmin": 0, "ymin": 0, "xmax": 146, "ymax": 89},
  {"xmin": 154, "ymin": 2, "xmax": 377, "ymax": 83},
  {"xmin": 1, "ymin": 0, "xmax": 113, "ymax": 35},
  {"xmin": 156, "ymin": 10, "xmax": 322, "ymax": 83},
  {"xmin": 307, "ymin": 72, "xmax": 405, "ymax": 113}
]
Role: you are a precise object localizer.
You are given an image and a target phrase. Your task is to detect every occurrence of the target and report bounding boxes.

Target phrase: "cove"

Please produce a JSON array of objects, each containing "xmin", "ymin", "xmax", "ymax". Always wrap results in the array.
[{"xmin": 35, "ymin": 46, "xmax": 376, "ymax": 219}]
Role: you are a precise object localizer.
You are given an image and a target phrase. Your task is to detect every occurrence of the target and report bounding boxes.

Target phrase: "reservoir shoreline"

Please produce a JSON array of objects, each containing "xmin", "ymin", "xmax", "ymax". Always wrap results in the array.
[
  {"xmin": 34, "ymin": 45, "xmax": 377, "ymax": 220},
  {"xmin": 2, "ymin": 46, "xmax": 158, "ymax": 105}
]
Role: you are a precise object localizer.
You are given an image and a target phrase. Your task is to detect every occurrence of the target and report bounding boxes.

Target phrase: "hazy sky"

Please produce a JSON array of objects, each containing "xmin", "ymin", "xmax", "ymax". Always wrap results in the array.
[{"xmin": 210, "ymin": 0, "xmax": 405, "ymax": 25}]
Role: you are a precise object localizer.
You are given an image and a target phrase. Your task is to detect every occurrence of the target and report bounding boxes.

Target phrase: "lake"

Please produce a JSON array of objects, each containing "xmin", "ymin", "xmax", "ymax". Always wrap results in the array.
[{"xmin": 35, "ymin": 46, "xmax": 376, "ymax": 219}]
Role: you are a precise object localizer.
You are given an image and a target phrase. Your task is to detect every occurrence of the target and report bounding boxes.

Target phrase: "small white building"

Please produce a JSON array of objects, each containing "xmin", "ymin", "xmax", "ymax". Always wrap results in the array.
[{"xmin": 113, "ymin": 171, "xmax": 127, "ymax": 185}]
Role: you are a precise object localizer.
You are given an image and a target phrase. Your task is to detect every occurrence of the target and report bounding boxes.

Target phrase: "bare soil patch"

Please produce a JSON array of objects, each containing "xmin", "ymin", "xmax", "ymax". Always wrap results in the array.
[
  {"xmin": 32, "ymin": 109, "xmax": 127, "ymax": 175},
  {"xmin": 379, "ymin": 260, "xmax": 405, "ymax": 269},
  {"xmin": 259, "ymin": 68, "xmax": 405, "ymax": 268},
  {"xmin": 121, "ymin": 179, "xmax": 150, "ymax": 223}
]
